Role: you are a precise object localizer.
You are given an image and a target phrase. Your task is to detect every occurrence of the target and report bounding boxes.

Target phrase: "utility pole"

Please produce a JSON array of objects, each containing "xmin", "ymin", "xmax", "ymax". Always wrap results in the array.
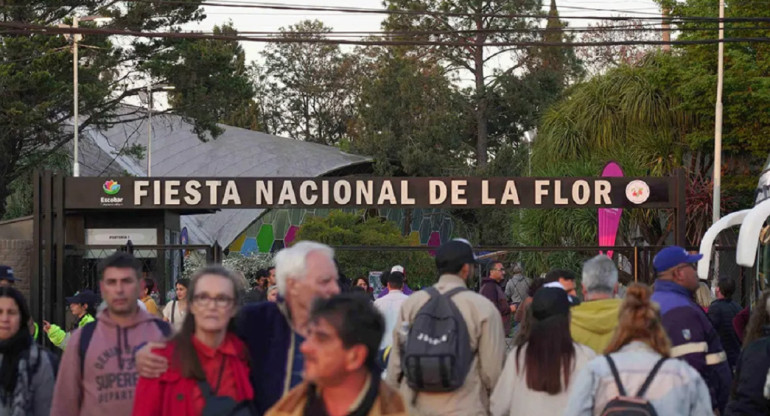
[
  {"xmin": 72, "ymin": 16, "xmax": 80, "ymax": 177},
  {"xmin": 713, "ymin": 0, "xmax": 725, "ymax": 225},
  {"xmin": 662, "ymin": 7, "xmax": 671, "ymax": 52},
  {"xmin": 147, "ymin": 84, "xmax": 152, "ymax": 177}
]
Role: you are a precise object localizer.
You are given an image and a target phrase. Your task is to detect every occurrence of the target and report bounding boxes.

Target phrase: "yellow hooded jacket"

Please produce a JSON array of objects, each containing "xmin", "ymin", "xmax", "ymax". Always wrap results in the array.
[{"xmin": 569, "ymin": 298, "xmax": 622, "ymax": 354}]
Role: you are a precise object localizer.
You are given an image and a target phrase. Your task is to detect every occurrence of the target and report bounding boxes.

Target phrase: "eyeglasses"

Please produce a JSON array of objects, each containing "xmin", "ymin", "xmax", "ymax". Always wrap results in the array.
[
  {"xmin": 192, "ymin": 294, "xmax": 235, "ymax": 308},
  {"xmin": 492, "ymin": 268, "xmax": 505, "ymax": 272}
]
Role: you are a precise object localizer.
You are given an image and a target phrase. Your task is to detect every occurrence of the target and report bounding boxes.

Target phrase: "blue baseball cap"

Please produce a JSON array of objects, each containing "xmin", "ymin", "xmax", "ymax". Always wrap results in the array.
[
  {"xmin": 653, "ymin": 246, "xmax": 703, "ymax": 273},
  {"xmin": 66, "ymin": 290, "xmax": 97, "ymax": 305},
  {"xmin": 0, "ymin": 266, "xmax": 18, "ymax": 282}
]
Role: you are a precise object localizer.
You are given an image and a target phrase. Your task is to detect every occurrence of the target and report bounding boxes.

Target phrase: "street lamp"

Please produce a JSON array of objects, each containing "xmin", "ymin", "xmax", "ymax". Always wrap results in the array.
[
  {"xmin": 713, "ymin": 0, "xmax": 725, "ymax": 225},
  {"xmin": 139, "ymin": 83, "xmax": 173, "ymax": 177},
  {"xmin": 60, "ymin": 15, "xmax": 111, "ymax": 177}
]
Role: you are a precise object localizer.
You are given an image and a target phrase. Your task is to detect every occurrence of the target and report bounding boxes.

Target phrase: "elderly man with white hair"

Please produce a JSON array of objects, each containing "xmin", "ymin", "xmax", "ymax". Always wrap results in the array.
[
  {"xmin": 569, "ymin": 254, "xmax": 622, "ymax": 354},
  {"xmin": 134, "ymin": 241, "xmax": 340, "ymax": 415}
]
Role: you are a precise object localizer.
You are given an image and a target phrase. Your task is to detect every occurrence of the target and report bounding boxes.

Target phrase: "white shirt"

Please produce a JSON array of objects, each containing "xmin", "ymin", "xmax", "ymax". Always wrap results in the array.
[
  {"xmin": 162, "ymin": 300, "xmax": 186, "ymax": 331},
  {"xmin": 374, "ymin": 289, "xmax": 409, "ymax": 350}
]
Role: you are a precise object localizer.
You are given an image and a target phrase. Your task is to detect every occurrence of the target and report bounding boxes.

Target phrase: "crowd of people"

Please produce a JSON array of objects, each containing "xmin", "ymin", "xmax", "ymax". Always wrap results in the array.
[{"xmin": 0, "ymin": 239, "xmax": 767, "ymax": 415}]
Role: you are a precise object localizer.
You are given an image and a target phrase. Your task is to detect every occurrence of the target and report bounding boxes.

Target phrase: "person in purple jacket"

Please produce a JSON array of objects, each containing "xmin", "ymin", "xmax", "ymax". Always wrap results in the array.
[
  {"xmin": 651, "ymin": 246, "xmax": 732, "ymax": 414},
  {"xmin": 377, "ymin": 265, "xmax": 413, "ymax": 298}
]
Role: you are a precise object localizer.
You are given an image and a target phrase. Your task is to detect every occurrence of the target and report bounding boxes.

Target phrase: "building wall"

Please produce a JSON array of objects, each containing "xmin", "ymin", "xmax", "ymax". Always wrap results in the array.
[
  {"xmin": 0, "ymin": 240, "xmax": 32, "ymax": 300},
  {"xmin": 0, "ymin": 217, "xmax": 33, "ymax": 241}
]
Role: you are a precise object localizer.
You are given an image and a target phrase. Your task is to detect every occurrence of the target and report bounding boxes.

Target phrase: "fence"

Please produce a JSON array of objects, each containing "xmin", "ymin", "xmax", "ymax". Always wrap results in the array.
[
  {"xmin": 332, "ymin": 244, "xmax": 757, "ymax": 305},
  {"xmin": 62, "ymin": 243, "xmax": 220, "ymax": 306}
]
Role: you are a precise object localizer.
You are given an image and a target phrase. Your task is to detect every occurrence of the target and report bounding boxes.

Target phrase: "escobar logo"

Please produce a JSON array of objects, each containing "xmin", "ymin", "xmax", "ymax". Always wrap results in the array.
[{"xmin": 100, "ymin": 180, "xmax": 124, "ymax": 206}]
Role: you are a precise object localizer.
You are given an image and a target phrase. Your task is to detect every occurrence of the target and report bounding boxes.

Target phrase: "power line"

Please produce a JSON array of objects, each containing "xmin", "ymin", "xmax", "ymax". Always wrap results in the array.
[
  {"xmin": 215, "ymin": 25, "xmax": 770, "ymax": 37},
  {"xmin": 119, "ymin": 0, "xmax": 770, "ymax": 23},
  {"xmin": 3, "ymin": 21, "xmax": 770, "ymax": 47}
]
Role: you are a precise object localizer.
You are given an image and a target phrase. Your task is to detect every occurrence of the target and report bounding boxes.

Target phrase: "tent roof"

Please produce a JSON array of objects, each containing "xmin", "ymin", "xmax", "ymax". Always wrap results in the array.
[{"xmin": 78, "ymin": 107, "xmax": 371, "ymax": 245}]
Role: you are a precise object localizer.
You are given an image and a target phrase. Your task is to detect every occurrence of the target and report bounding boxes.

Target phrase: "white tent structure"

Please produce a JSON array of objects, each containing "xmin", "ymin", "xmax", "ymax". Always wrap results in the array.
[
  {"xmin": 698, "ymin": 155, "xmax": 770, "ymax": 279},
  {"xmin": 74, "ymin": 106, "xmax": 372, "ymax": 246}
]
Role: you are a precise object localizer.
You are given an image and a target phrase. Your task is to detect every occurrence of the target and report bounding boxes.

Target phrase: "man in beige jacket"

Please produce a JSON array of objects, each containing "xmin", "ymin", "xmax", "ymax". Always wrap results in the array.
[{"xmin": 385, "ymin": 239, "xmax": 505, "ymax": 416}]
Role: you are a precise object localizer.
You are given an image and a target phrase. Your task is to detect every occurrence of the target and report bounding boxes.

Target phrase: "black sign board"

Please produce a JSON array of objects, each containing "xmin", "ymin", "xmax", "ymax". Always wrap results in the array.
[{"xmin": 64, "ymin": 177, "xmax": 676, "ymax": 210}]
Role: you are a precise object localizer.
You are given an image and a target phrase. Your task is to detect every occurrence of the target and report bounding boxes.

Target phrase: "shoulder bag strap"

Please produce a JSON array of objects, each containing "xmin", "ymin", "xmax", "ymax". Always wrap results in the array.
[
  {"xmin": 171, "ymin": 300, "xmax": 176, "ymax": 324},
  {"xmin": 444, "ymin": 287, "xmax": 467, "ymax": 298},
  {"xmin": 79, "ymin": 320, "xmax": 98, "ymax": 376},
  {"xmin": 604, "ymin": 355, "xmax": 627, "ymax": 397},
  {"xmin": 424, "ymin": 286, "xmax": 440, "ymax": 298},
  {"xmin": 635, "ymin": 357, "xmax": 667, "ymax": 398}
]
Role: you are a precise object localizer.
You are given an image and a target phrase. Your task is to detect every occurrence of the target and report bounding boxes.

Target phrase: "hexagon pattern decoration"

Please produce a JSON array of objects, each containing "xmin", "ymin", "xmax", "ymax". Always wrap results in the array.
[
  {"xmin": 257, "ymin": 225, "xmax": 274, "ymax": 253},
  {"xmin": 241, "ymin": 238, "xmax": 258, "ymax": 254},
  {"xmin": 229, "ymin": 208, "xmax": 457, "ymax": 255},
  {"xmin": 285, "ymin": 225, "xmax": 299, "ymax": 246}
]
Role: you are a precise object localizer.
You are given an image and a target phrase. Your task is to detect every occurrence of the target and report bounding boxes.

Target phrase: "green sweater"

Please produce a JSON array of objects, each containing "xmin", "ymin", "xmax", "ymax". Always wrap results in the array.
[{"xmin": 47, "ymin": 313, "xmax": 95, "ymax": 349}]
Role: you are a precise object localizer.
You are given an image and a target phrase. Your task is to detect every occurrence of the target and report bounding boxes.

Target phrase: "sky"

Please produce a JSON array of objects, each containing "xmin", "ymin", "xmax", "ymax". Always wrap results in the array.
[{"xmin": 192, "ymin": 0, "xmax": 663, "ymax": 63}]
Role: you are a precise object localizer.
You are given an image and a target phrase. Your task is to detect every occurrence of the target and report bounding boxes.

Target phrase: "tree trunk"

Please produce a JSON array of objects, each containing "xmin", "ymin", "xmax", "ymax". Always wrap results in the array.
[
  {"xmin": 0, "ymin": 164, "xmax": 10, "ymax": 221},
  {"xmin": 474, "ymin": 18, "xmax": 488, "ymax": 168}
]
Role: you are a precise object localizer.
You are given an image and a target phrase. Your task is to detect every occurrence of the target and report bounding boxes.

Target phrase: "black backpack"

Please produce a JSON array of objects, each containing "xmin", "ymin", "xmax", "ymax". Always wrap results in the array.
[
  {"xmin": 401, "ymin": 286, "xmax": 473, "ymax": 392},
  {"xmin": 600, "ymin": 355, "xmax": 667, "ymax": 416},
  {"xmin": 198, "ymin": 379, "xmax": 256, "ymax": 416}
]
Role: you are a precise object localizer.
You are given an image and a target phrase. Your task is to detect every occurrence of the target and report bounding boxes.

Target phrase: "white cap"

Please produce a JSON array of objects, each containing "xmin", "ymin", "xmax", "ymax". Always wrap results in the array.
[
  {"xmin": 391, "ymin": 265, "xmax": 405, "ymax": 274},
  {"xmin": 543, "ymin": 281, "xmax": 565, "ymax": 290}
]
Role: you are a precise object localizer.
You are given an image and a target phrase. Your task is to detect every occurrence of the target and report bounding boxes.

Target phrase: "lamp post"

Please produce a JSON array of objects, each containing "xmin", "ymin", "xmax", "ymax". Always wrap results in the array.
[
  {"xmin": 63, "ymin": 15, "xmax": 110, "ymax": 177},
  {"xmin": 713, "ymin": 0, "xmax": 725, "ymax": 225},
  {"xmin": 141, "ymin": 83, "xmax": 173, "ymax": 177}
]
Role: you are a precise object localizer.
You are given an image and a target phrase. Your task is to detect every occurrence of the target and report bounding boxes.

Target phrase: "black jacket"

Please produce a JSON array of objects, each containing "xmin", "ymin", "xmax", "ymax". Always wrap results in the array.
[
  {"xmin": 709, "ymin": 298, "xmax": 742, "ymax": 369},
  {"xmin": 725, "ymin": 336, "xmax": 770, "ymax": 415}
]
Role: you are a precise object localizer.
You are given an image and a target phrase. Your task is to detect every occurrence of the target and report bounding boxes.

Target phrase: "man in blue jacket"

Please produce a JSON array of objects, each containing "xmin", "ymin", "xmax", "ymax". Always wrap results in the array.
[
  {"xmin": 136, "ymin": 241, "xmax": 341, "ymax": 415},
  {"xmin": 651, "ymin": 245, "xmax": 732, "ymax": 414}
]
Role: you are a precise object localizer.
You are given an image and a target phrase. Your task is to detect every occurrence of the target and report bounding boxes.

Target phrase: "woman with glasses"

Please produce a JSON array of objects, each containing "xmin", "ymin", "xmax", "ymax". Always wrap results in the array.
[{"xmin": 133, "ymin": 266, "xmax": 255, "ymax": 416}]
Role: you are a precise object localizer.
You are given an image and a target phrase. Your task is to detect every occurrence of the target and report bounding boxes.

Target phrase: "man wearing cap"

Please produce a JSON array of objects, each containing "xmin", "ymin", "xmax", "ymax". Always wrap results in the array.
[
  {"xmin": 651, "ymin": 245, "xmax": 732, "ymax": 414},
  {"xmin": 0, "ymin": 265, "xmax": 20, "ymax": 287},
  {"xmin": 43, "ymin": 290, "xmax": 97, "ymax": 350},
  {"xmin": 377, "ymin": 265, "xmax": 413, "ymax": 298},
  {"xmin": 386, "ymin": 239, "xmax": 505, "ymax": 416}
]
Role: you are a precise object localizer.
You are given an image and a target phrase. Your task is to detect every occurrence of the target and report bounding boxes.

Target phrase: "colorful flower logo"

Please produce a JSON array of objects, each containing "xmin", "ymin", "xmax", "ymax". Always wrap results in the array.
[
  {"xmin": 103, "ymin": 180, "xmax": 121, "ymax": 195},
  {"xmin": 625, "ymin": 180, "xmax": 650, "ymax": 205}
]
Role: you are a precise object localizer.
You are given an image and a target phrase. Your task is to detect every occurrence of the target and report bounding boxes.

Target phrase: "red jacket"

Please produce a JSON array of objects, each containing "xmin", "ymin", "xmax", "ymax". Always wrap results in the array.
[{"xmin": 132, "ymin": 333, "xmax": 254, "ymax": 416}]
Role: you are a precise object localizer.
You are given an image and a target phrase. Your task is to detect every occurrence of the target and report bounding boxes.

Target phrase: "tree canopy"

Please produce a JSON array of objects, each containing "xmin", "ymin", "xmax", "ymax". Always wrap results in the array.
[{"xmin": 0, "ymin": 2, "xmax": 253, "ymax": 218}]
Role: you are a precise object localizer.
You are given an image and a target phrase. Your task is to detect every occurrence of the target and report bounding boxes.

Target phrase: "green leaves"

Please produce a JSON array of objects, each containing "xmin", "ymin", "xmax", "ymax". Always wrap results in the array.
[
  {"xmin": 295, "ymin": 211, "xmax": 437, "ymax": 288},
  {"xmin": 258, "ymin": 20, "xmax": 357, "ymax": 145},
  {"xmin": 0, "ymin": 1, "xmax": 252, "ymax": 218}
]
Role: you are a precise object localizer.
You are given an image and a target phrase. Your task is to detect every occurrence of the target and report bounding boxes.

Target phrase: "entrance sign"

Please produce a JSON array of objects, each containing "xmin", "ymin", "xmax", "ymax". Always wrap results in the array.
[
  {"xmin": 85, "ymin": 228, "xmax": 157, "ymax": 245},
  {"xmin": 65, "ymin": 177, "xmax": 676, "ymax": 209}
]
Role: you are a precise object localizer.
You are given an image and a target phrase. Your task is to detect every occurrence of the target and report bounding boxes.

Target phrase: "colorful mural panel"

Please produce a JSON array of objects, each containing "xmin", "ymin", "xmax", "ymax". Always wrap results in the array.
[{"xmin": 228, "ymin": 208, "xmax": 455, "ymax": 254}]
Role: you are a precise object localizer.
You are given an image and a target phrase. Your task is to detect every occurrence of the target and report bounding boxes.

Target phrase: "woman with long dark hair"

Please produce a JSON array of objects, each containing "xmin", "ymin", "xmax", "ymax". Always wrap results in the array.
[
  {"xmin": 564, "ymin": 284, "xmax": 711, "ymax": 415},
  {"xmin": 133, "ymin": 266, "xmax": 254, "ymax": 416},
  {"xmin": 163, "ymin": 278, "xmax": 190, "ymax": 332},
  {"xmin": 0, "ymin": 287, "xmax": 57, "ymax": 415},
  {"xmin": 43, "ymin": 289, "xmax": 96, "ymax": 350},
  {"xmin": 725, "ymin": 290, "xmax": 770, "ymax": 414},
  {"xmin": 352, "ymin": 277, "xmax": 374, "ymax": 301},
  {"xmin": 740, "ymin": 289, "xmax": 770, "ymax": 347},
  {"xmin": 490, "ymin": 287, "xmax": 595, "ymax": 416}
]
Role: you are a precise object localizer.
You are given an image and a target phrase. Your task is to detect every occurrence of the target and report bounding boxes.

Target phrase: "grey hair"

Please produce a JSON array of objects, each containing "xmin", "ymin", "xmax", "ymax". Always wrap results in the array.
[
  {"xmin": 274, "ymin": 241, "xmax": 335, "ymax": 295},
  {"xmin": 581, "ymin": 255, "xmax": 618, "ymax": 294}
]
